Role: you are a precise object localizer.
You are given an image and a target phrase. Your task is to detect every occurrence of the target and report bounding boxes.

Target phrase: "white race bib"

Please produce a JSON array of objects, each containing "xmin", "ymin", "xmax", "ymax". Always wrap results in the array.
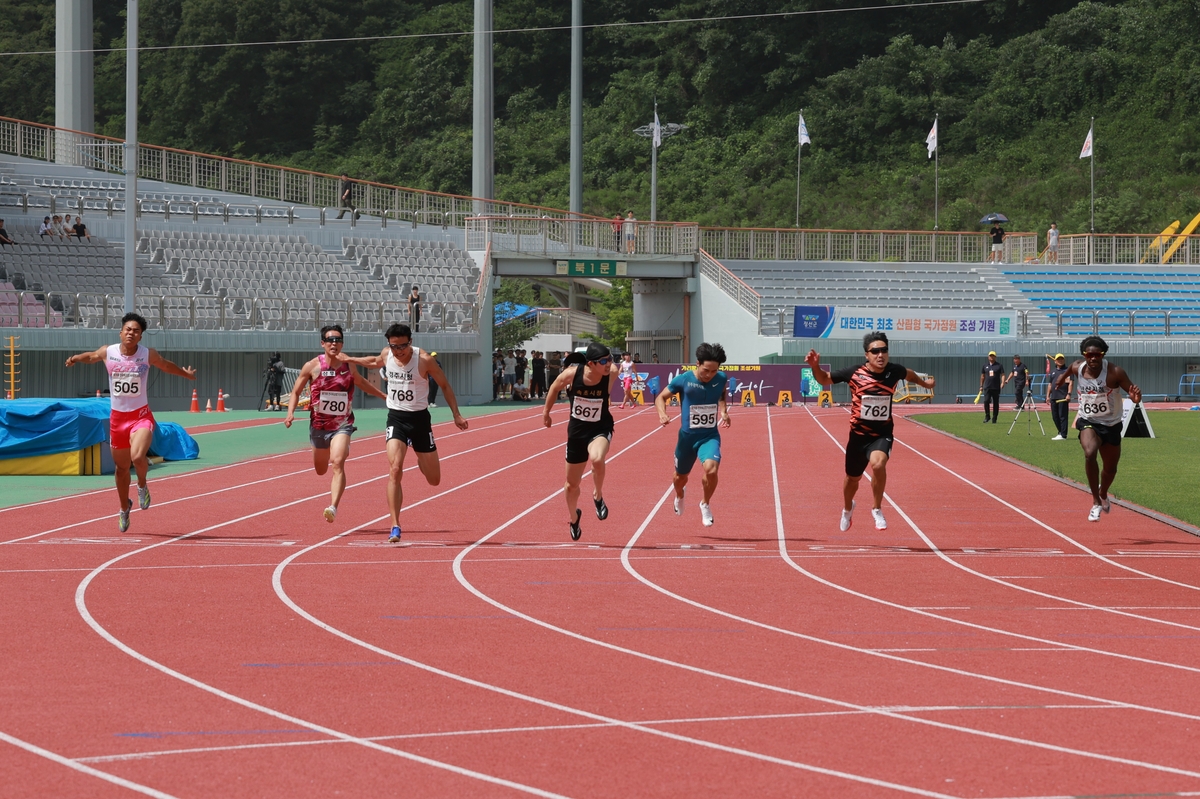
[
  {"xmin": 316, "ymin": 390, "xmax": 350, "ymax": 417},
  {"xmin": 688, "ymin": 403, "xmax": 718, "ymax": 429},
  {"xmin": 110, "ymin": 377, "xmax": 142, "ymax": 397},
  {"xmin": 860, "ymin": 394, "xmax": 891, "ymax": 421},
  {"xmin": 1079, "ymin": 398, "xmax": 1109, "ymax": 417},
  {"xmin": 571, "ymin": 396, "xmax": 604, "ymax": 422}
]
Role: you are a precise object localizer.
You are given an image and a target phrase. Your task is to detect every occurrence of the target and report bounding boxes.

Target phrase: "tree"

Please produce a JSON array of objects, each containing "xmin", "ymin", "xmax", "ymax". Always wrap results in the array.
[
  {"xmin": 492, "ymin": 277, "xmax": 541, "ymax": 352},
  {"xmin": 593, "ymin": 279, "xmax": 633, "ymax": 351}
]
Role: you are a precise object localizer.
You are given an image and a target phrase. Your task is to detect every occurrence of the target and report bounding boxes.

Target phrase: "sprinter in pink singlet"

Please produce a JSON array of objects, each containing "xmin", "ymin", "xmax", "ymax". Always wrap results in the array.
[
  {"xmin": 285, "ymin": 325, "xmax": 386, "ymax": 523},
  {"xmin": 65, "ymin": 312, "xmax": 196, "ymax": 532}
]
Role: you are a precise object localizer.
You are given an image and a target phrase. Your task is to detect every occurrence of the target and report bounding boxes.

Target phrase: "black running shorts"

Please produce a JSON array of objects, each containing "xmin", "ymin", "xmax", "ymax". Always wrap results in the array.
[
  {"xmin": 1075, "ymin": 417, "xmax": 1122, "ymax": 447},
  {"xmin": 386, "ymin": 408, "xmax": 436, "ymax": 453},
  {"xmin": 845, "ymin": 432, "xmax": 893, "ymax": 477},
  {"xmin": 565, "ymin": 425, "xmax": 613, "ymax": 465}
]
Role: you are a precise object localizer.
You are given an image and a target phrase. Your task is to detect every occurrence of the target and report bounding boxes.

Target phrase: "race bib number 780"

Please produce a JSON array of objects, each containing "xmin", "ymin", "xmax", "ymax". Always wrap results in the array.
[{"xmin": 317, "ymin": 390, "xmax": 350, "ymax": 417}]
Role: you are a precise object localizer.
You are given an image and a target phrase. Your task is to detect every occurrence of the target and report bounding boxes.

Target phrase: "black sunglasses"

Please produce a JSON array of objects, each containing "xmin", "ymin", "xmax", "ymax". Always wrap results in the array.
[
  {"xmin": 389, "ymin": 342, "xmax": 412, "ymax": 351},
  {"xmin": 867, "ymin": 347, "xmax": 888, "ymax": 355},
  {"xmin": 323, "ymin": 336, "xmax": 343, "ymax": 344}
]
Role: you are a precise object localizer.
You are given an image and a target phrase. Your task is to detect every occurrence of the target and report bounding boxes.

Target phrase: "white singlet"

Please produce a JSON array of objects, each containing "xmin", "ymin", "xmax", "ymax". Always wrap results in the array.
[
  {"xmin": 106, "ymin": 344, "xmax": 150, "ymax": 413},
  {"xmin": 618, "ymin": 360, "xmax": 635, "ymax": 380},
  {"xmin": 385, "ymin": 347, "xmax": 429, "ymax": 412},
  {"xmin": 1075, "ymin": 358, "xmax": 1122, "ymax": 425}
]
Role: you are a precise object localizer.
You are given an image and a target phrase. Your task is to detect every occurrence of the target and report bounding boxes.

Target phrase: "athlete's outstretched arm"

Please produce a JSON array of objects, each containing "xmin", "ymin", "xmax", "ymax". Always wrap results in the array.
[
  {"xmin": 350, "ymin": 366, "xmax": 388, "ymax": 401},
  {"xmin": 653, "ymin": 386, "xmax": 674, "ymax": 426},
  {"xmin": 64, "ymin": 345, "xmax": 107, "ymax": 368},
  {"xmin": 905, "ymin": 369, "xmax": 935, "ymax": 389},
  {"xmin": 284, "ymin": 358, "xmax": 317, "ymax": 428},
  {"xmin": 424, "ymin": 354, "xmax": 469, "ymax": 430},
  {"xmin": 147, "ymin": 349, "xmax": 196, "ymax": 380},
  {"xmin": 804, "ymin": 350, "xmax": 832, "ymax": 385},
  {"xmin": 542, "ymin": 366, "xmax": 575, "ymax": 427},
  {"xmin": 336, "ymin": 348, "xmax": 387, "ymax": 369},
  {"xmin": 1109, "ymin": 364, "xmax": 1142, "ymax": 403}
]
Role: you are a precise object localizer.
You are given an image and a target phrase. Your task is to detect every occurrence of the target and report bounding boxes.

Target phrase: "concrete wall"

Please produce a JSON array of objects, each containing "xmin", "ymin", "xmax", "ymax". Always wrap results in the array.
[{"xmin": 692, "ymin": 273, "xmax": 784, "ymax": 364}]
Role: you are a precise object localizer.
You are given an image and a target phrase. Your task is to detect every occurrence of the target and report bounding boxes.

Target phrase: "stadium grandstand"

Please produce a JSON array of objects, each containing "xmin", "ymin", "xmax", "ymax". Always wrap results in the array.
[{"xmin": 2, "ymin": 114, "xmax": 1198, "ymax": 408}]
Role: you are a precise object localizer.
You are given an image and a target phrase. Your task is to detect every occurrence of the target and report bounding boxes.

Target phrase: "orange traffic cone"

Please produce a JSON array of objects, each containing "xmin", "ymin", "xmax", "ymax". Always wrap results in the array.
[
  {"xmin": 216, "ymin": 389, "xmax": 227, "ymax": 412},
  {"xmin": 205, "ymin": 398, "xmax": 212, "ymax": 412},
  {"xmin": 189, "ymin": 388, "xmax": 200, "ymax": 413}
]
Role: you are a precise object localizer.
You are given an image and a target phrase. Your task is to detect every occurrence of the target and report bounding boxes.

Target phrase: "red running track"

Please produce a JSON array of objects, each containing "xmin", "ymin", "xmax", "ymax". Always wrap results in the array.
[{"xmin": 4, "ymin": 403, "xmax": 1200, "ymax": 798}]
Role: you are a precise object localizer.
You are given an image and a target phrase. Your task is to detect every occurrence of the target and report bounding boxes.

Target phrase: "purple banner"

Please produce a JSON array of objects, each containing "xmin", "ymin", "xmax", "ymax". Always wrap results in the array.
[{"xmin": 610, "ymin": 364, "xmax": 802, "ymax": 406}]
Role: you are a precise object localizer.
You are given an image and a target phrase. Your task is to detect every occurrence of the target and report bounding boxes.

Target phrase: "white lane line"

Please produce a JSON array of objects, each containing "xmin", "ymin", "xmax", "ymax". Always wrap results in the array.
[
  {"xmin": 1, "ymin": 412, "xmax": 556, "ymax": 547},
  {"xmin": 77, "ymin": 704, "xmax": 1112, "ymax": 764},
  {"xmin": 0, "ymin": 406, "xmax": 542, "ymax": 516},
  {"xmin": 0, "ymin": 728, "xmax": 179, "ymax": 798},
  {"xmin": 72, "ymin": 419, "xmax": 576, "ymax": 798},
  {"xmin": 618, "ymin": 483, "xmax": 1200, "ymax": 781},
  {"xmin": 281, "ymin": 421, "xmax": 961, "ymax": 797},
  {"xmin": 796, "ymin": 406, "xmax": 1200, "ymax": 675}
]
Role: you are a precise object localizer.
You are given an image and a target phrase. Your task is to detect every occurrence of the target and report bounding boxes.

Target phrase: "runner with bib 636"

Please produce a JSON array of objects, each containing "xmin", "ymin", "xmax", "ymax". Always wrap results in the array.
[{"xmin": 1051, "ymin": 335, "xmax": 1141, "ymax": 522}]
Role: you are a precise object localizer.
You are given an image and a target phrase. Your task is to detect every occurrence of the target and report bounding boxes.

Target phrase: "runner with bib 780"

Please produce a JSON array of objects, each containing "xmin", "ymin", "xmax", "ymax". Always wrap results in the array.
[{"xmin": 806, "ymin": 332, "xmax": 935, "ymax": 532}]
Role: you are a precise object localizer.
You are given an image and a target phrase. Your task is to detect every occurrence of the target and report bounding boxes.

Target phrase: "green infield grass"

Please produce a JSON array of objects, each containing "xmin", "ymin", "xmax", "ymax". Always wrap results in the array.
[{"xmin": 912, "ymin": 409, "xmax": 1200, "ymax": 529}]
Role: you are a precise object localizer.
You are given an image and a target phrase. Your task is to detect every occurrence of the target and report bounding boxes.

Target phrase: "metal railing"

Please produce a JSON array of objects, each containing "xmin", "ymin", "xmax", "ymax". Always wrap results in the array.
[
  {"xmin": 697, "ymin": 249, "xmax": 762, "ymax": 328},
  {"xmin": 1, "ymin": 289, "xmax": 478, "ymax": 334},
  {"xmin": 519, "ymin": 308, "xmax": 603, "ymax": 337},
  {"xmin": 0, "ymin": 116, "xmax": 599, "ymax": 225},
  {"xmin": 1047, "ymin": 309, "xmax": 1200, "ymax": 336},
  {"xmin": 700, "ymin": 227, "xmax": 1039, "ymax": 265},
  {"xmin": 466, "ymin": 216, "xmax": 699, "ymax": 257},
  {"xmin": 1058, "ymin": 233, "xmax": 1200, "ymax": 265}
]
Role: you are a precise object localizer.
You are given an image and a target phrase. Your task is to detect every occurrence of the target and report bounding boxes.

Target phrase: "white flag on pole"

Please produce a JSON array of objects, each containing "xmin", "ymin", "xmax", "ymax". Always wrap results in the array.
[
  {"xmin": 926, "ymin": 118, "xmax": 938, "ymax": 159},
  {"xmin": 652, "ymin": 109, "xmax": 662, "ymax": 148},
  {"xmin": 1079, "ymin": 125, "xmax": 1093, "ymax": 158},
  {"xmin": 798, "ymin": 112, "xmax": 811, "ymax": 146}
]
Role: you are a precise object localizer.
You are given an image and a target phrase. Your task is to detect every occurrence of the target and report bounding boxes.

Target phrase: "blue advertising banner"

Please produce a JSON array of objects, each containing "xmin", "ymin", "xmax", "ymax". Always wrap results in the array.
[{"xmin": 793, "ymin": 306, "xmax": 1016, "ymax": 339}]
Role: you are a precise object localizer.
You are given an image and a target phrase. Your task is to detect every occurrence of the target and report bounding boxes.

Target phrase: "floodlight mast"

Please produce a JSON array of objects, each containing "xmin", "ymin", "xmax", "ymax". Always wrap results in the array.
[
  {"xmin": 633, "ymin": 103, "xmax": 685, "ymax": 223},
  {"xmin": 124, "ymin": 0, "xmax": 137, "ymax": 313}
]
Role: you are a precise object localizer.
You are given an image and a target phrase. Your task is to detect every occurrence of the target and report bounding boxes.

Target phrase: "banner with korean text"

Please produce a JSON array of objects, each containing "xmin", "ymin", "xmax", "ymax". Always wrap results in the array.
[{"xmin": 793, "ymin": 306, "xmax": 1015, "ymax": 339}]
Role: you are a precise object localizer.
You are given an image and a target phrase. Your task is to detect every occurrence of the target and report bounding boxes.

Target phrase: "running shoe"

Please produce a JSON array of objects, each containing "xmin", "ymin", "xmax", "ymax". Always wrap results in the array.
[
  {"xmin": 388, "ymin": 525, "xmax": 402, "ymax": 543},
  {"xmin": 1088, "ymin": 504, "xmax": 1102, "ymax": 522},
  {"xmin": 699, "ymin": 502, "xmax": 714, "ymax": 527},
  {"xmin": 839, "ymin": 501, "xmax": 855, "ymax": 532},
  {"xmin": 569, "ymin": 508, "xmax": 582, "ymax": 541},
  {"xmin": 673, "ymin": 487, "xmax": 685, "ymax": 516},
  {"xmin": 323, "ymin": 505, "xmax": 337, "ymax": 523},
  {"xmin": 594, "ymin": 496, "xmax": 609, "ymax": 521},
  {"xmin": 872, "ymin": 508, "xmax": 887, "ymax": 530},
  {"xmin": 1051, "ymin": 435, "xmax": 1064, "ymax": 441},
  {"xmin": 137, "ymin": 485, "xmax": 151, "ymax": 511},
  {"xmin": 118, "ymin": 501, "xmax": 131, "ymax": 533},
  {"xmin": 1101, "ymin": 496, "xmax": 1111, "ymax": 513}
]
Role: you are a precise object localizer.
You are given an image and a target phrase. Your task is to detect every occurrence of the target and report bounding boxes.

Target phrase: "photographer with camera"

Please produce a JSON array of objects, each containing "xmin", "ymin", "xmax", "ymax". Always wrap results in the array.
[{"xmin": 265, "ymin": 352, "xmax": 286, "ymax": 411}]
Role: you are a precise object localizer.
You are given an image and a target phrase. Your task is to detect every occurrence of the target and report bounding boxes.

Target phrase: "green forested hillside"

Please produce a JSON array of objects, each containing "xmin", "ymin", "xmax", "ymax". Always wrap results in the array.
[{"xmin": 3, "ymin": 0, "xmax": 1198, "ymax": 234}]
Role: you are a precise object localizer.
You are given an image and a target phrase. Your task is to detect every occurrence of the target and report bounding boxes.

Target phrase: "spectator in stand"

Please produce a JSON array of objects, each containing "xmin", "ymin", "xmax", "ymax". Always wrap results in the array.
[
  {"xmin": 990, "ymin": 221, "xmax": 1006, "ymax": 263},
  {"xmin": 652, "ymin": 351, "xmax": 660, "ymax": 364},
  {"xmin": 623, "ymin": 211, "xmax": 637, "ymax": 254},
  {"xmin": 335, "ymin": 173, "xmax": 358, "ymax": 220},
  {"xmin": 530, "ymin": 350, "xmax": 547, "ymax": 398},
  {"xmin": 408, "ymin": 284, "xmax": 422, "ymax": 332},
  {"xmin": 51, "ymin": 215, "xmax": 69, "ymax": 240},
  {"xmin": 0, "ymin": 219, "xmax": 15, "ymax": 246},
  {"xmin": 1046, "ymin": 223, "xmax": 1059, "ymax": 264},
  {"xmin": 72, "ymin": 215, "xmax": 91, "ymax": 242},
  {"xmin": 633, "ymin": 353, "xmax": 643, "ymax": 364},
  {"xmin": 547, "ymin": 350, "xmax": 562, "ymax": 398},
  {"xmin": 502, "ymin": 350, "xmax": 517, "ymax": 399},
  {"xmin": 611, "ymin": 214, "xmax": 623, "ymax": 251},
  {"xmin": 38, "ymin": 216, "xmax": 54, "ymax": 239}
]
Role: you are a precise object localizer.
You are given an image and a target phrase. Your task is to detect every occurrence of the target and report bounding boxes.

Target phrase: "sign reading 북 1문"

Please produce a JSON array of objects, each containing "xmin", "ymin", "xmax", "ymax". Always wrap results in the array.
[
  {"xmin": 793, "ymin": 306, "xmax": 1016, "ymax": 339},
  {"xmin": 556, "ymin": 259, "xmax": 628, "ymax": 278}
]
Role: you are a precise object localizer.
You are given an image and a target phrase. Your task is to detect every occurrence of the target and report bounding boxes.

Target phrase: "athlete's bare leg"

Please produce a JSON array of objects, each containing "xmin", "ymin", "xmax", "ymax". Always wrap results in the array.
[
  {"xmin": 588, "ymin": 436, "xmax": 611, "ymax": 502},
  {"xmin": 1098, "ymin": 443, "xmax": 1121, "ymax": 500},
  {"xmin": 112, "ymin": 449, "xmax": 133, "ymax": 512},
  {"xmin": 673, "ymin": 471, "xmax": 689, "ymax": 500},
  {"xmin": 700, "ymin": 459, "xmax": 719, "ymax": 504},
  {"xmin": 564, "ymin": 461, "xmax": 587, "ymax": 523},
  {"xmin": 415, "ymin": 450, "xmax": 442, "ymax": 486},
  {"xmin": 1079, "ymin": 428, "xmax": 1120, "ymax": 503},
  {"xmin": 129, "ymin": 427, "xmax": 153, "ymax": 490},
  {"xmin": 387, "ymin": 438, "xmax": 409, "ymax": 527},
  {"xmin": 327, "ymin": 433, "xmax": 351, "ymax": 509},
  {"xmin": 867, "ymin": 450, "xmax": 888, "ymax": 510},
  {"xmin": 842, "ymin": 474, "xmax": 860, "ymax": 512}
]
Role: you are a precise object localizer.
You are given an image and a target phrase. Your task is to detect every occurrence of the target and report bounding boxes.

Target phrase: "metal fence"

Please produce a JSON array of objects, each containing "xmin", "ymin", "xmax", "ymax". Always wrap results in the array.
[
  {"xmin": 624, "ymin": 330, "xmax": 684, "ymax": 364},
  {"xmin": 700, "ymin": 227, "xmax": 1039, "ymax": 265},
  {"xmin": 466, "ymin": 216, "xmax": 699, "ymax": 257},
  {"xmin": 697, "ymin": 249, "xmax": 762, "ymax": 327},
  {"xmin": 1059, "ymin": 234, "xmax": 1200, "ymax": 265},
  {"xmin": 519, "ymin": 308, "xmax": 602, "ymax": 337}
]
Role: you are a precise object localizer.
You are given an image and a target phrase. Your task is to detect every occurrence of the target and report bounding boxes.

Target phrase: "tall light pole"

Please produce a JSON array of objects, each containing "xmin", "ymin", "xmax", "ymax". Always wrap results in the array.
[
  {"xmin": 124, "ymin": 0, "xmax": 137, "ymax": 313},
  {"xmin": 633, "ymin": 101, "xmax": 685, "ymax": 222},
  {"xmin": 472, "ymin": 0, "xmax": 494, "ymax": 212},
  {"xmin": 569, "ymin": 0, "xmax": 582, "ymax": 217}
]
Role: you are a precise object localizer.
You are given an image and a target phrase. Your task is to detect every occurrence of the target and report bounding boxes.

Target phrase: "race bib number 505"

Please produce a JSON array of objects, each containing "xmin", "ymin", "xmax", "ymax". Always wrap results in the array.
[
  {"xmin": 860, "ymin": 394, "xmax": 891, "ymax": 421},
  {"xmin": 571, "ymin": 396, "xmax": 604, "ymax": 422},
  {"xmin": 111, "ymin": 378, "xmax": 141, "ymax": 396},
  {"xmin": 317, "ymin": 390, "xmax": 350, "ymax": 417}
]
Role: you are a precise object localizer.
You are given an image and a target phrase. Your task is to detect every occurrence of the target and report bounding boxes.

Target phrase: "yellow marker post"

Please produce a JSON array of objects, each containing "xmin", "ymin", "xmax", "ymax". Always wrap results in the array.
[
  {"xmin": 631, "ymin": 389, "xmax": 644, "ymax": 405},
  {"xmin": 740, "ymin": 389, "xmax": 756, "ymax": 407},
  {"xmin": 818, "ymin": 390, "xmax": 833, "ymax": 408},
  {"xmin": 777, "ymin": 390, "xmax": 793, "ymax": 408}
]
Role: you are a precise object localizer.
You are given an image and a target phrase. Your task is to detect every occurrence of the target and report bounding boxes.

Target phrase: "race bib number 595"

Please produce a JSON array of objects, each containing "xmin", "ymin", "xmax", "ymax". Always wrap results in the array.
[{"xmin": 688, "ymin": 403, "xmax": 718, "ymax": 428}]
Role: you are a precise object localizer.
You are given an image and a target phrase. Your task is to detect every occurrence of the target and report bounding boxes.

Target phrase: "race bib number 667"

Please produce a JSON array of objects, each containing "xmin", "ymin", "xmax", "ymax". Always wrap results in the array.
[{"xmin": 571, "ymin": 396, "xmax": 604, "ymax": 421}]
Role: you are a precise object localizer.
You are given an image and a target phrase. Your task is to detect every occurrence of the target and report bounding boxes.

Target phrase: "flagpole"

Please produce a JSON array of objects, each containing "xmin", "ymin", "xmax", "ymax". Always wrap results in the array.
[
  {"xmin": 1089, "ymin": 117, "xmax": 1095, "ymax": 233},
  {"xmin": 650, "ymin": 99, "xmax": 658, "ymax": 223},
  {"xmin": 795, "ymin": 110, "xmax": 802, "ymax": 228},
  {"xmin": 933, "ymin": 113, "xmax": 939, "ymax": 232}
]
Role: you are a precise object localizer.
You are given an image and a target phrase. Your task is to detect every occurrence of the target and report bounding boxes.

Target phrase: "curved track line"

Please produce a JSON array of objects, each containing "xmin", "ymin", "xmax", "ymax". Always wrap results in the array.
[
  {"xmin": 71, "ymin": 422, "xmax": 576, "ymax": 798},
  {"xmin": 278, "ymin": 423, "xmax": 961, "ymax": 798},
  {"xmin": 1, "ymin": 412, "xmax": 555, "ymax": 546},
  {"xmin": 0, "ymin": 406, "xmax": 540, "ymax": 515},
  {"xmin": 782, "ymin": 406, "xmax": 1200, "ymax": 676},
  {"xmin": 0, "ymin": 729, "xmax": 179, "ymax": 799}
]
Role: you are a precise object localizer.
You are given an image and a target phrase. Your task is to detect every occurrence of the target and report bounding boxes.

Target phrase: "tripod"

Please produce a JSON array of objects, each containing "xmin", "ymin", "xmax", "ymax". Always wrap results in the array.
[{"xmin": 1006, "ymin": 386, "xmax": 1045, "ymax": 436}]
